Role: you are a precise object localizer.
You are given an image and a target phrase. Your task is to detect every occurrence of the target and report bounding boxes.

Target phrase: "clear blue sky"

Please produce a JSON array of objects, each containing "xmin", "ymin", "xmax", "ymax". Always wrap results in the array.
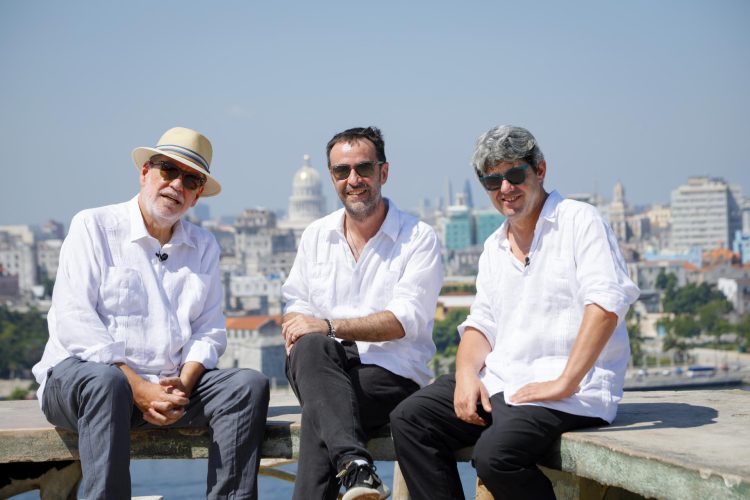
[{"xmin": 1, "ymin": 0, "xmax": 748, "ymax": 226}]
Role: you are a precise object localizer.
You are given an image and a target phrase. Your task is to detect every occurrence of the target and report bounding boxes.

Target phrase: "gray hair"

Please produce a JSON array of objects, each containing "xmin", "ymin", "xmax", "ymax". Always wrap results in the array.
[{"xmin": 471, "ymin": 125, "xmax": 545, "ymax": 175}]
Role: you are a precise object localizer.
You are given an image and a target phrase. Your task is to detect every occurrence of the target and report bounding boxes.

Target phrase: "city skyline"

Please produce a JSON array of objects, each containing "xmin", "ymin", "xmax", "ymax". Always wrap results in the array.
[{"xmin": 2, "ymin": 1, "xmax": 749, "ymax": 226}]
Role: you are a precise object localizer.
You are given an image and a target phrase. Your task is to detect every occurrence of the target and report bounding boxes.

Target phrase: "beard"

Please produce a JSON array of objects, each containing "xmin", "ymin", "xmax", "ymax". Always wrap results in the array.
[{"xmin": 340, "ymin": 186, "xmax": 381, "ymax": 222}]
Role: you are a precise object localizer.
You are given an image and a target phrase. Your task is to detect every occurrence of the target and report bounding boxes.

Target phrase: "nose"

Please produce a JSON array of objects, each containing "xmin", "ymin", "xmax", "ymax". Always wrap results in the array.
[
  {"xmin": 500, "ymin": 178, "xmax": 514, "ymax": 193},
  {"xmin": 347, "ymin": 167, "xmax": 363, "ymax": 184},
  {"xmin": 169, "ymin": 175, "xmax": 185, "ymax": 192}
]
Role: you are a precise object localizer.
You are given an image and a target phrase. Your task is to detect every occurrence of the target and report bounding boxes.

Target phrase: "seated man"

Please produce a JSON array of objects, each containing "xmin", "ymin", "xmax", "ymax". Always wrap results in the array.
[
  {"xmin": 281, "ymin": 126, "xmax": 444, "ymax": 500},
  {"xmin": 32, "ymin": 127, "xmax": 270, "ymax": 500},
  {"xmin": 390, "ymin": 125, "xmax": 640, "ymax": 500}
]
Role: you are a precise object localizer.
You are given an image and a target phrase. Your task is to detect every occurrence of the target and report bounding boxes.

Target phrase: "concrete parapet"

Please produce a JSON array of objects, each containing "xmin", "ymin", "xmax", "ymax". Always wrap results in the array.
[{"xmin": 1, "ymin": 390, "xmax": 748, "ymax": 499}]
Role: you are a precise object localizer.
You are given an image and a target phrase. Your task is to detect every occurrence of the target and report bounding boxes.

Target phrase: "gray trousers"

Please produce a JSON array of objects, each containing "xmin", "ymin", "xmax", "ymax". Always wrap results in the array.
[{"xmin": 41, "ymin": 356, "xmax": 270, "ymax": 500}]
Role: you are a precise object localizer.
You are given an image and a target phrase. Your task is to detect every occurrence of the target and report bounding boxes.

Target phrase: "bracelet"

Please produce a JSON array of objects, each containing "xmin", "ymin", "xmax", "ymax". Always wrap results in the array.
[{"xmin": 325, "ymin": 319, "xmax": 336, "ymax": 339}]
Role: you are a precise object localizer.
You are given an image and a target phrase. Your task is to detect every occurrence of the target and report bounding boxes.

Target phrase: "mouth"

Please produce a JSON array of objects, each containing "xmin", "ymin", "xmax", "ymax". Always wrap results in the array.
[
  {"xmin": 160, "ymin": 191, "xmax": 183, "ymax": 205},
  {"xmin": 502, "ymin": 194, "xmax": 520, "ymax": 203},
  {"xmin": 345, "ymin": 187, "xmax": 367, "ymax": 197}
]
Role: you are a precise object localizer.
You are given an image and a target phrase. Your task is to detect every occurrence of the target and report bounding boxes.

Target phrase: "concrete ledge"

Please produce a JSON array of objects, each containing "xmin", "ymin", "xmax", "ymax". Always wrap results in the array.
[{"xmin": 1, "ymin": 390, "xmax": 749, "ymax": 499}]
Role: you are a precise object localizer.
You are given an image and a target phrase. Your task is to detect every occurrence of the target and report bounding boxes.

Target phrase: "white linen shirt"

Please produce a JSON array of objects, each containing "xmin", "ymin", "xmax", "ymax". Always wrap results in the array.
[
  {"xmin": 33, "ymin": 196, "xmax": 226, "ymax": 402},
  {"xmin": 282, "ymin": 199, "xmax": 443, "ymax": 387},
  {"xmin": 458, "ymin": 191, "xmax": 640, "ymax": 423}
]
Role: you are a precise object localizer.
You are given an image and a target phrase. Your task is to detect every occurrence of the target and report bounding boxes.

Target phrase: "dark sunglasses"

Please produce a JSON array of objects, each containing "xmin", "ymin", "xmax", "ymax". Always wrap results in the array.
[
  {"xmin": 477, "ymin": 164, "xmax": 531, "ymax": 191},
  {"xmin": 149, "ymin": 161, "xmax": 207, "ymax": 191},
  {"xmin": 329, "ymin": 161, "xmax": 383, "ymax": 181}
]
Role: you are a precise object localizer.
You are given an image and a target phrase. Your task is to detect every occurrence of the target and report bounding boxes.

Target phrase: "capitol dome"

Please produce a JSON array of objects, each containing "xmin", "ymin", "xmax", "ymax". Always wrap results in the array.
[
  {"xmin": 285, "ymin": 154, "xmax": 326, "ymax": 229},
  {"xmin": 293, "ymin": 155, "xmax": 322, "ymax": 188}
]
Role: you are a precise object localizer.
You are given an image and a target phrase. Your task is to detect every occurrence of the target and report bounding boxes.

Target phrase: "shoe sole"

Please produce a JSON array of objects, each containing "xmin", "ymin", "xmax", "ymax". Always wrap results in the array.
[{"xmin": 342, "ymin": 486, "xmax": 390, "ymax": 500}]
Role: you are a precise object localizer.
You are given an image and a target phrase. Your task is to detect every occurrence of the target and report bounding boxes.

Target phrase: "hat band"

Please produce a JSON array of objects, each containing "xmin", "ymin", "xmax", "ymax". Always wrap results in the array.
[{"xmin": 156, "ymin": 144, "xmax": 210, "ymax": 172}]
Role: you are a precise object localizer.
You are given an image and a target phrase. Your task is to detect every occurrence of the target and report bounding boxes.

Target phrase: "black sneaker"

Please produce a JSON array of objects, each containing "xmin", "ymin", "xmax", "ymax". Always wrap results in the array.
[{"xmin": 337, "ymin": 461, "xmax": 390, "ymax": 500}]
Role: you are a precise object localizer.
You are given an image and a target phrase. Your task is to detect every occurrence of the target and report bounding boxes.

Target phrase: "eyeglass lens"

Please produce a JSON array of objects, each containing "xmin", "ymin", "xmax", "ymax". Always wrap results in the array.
[
  {"xmin": 479, "ymin": 165, "xmax": 529, "ymax": 191},
  {"xmin": 152, "ymin": 162, "xmax": 206, "ymax": 191},
  {"xmin": 330, "ymin": 161, "xmax": 379, "ymax": 181}
]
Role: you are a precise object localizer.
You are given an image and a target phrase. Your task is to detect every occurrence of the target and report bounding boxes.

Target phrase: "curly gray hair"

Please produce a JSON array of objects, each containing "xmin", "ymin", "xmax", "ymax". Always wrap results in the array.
[{"xmin": 471, "ymin": 125, "xmax": 544, "ymax": 176}]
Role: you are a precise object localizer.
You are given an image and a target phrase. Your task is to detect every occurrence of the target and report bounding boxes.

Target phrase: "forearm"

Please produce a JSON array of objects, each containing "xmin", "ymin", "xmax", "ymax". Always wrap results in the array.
[
  {"xmin": 333, "ymin": 311, "xmax": 405, "ymax": 342},
  {"xmin": 116, "ymin": 362, "xmax": 149, "ymax": 406},
  {"xmin": 179, "ymin": 361, "xmax": 206, "ymax": 395},
  {"xmin": 455, "ymin": 328, "xmax": 492, "ymax": 377},
  {"xmin": 559, "ymin": 303, "xmax": 618, "ymax": 388}
]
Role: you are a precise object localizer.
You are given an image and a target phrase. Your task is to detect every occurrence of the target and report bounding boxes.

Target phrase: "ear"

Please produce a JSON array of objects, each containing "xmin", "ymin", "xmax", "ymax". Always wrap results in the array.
[
  {"xmin": 535, "ymin": 160, "xmax": 546, "ymax": 182},
  {"xmin": 140, "ymin": 162, "xmax": 150, "ymax": 187},
  {"xmin": 380, "ymin": 162, "xmax": 389, "ymax": 185},
  {"xmin": 190, "ymin": 186, "xmax": 204, "ymax": 207}
]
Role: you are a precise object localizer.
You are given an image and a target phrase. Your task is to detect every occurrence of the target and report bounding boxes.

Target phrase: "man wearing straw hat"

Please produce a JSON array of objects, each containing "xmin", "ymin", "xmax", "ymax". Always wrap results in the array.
[{"xmin": 33, "ymin": 127, "xmax": 270, "ymax": 499}]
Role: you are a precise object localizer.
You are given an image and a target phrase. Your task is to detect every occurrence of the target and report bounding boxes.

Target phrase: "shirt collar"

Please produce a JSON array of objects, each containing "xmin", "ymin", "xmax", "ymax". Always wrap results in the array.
[
  {"xmin": 540, "ymin": 190, "xmax": 563, "ymax": 222},
  {"xmin": 492, "ymin": 190, "xmax": 563, "ymax": 247},
  {"xmin": 327, "ymin": 198, "xmax": 400, "ymax": 242},
  {"xmin": 127, "ymin": 195, "xmax": 193, "ymax": 248}
]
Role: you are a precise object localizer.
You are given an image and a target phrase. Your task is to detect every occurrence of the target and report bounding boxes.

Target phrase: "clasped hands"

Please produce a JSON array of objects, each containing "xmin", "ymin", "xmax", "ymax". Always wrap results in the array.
[{"xmin": 133, "ymin": 376, "xmax": 191, "ymax": 426}]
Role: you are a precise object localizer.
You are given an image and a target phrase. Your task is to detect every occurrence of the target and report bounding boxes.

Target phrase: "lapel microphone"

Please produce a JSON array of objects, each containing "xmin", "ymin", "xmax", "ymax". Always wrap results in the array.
[{"xmin": 155, "ymin": 251, "xmax": 168, "ymax": 262}]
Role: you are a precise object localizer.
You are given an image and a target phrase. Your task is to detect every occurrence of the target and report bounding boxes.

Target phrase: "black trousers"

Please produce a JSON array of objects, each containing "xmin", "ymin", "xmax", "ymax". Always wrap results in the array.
[
  {"xmin": 286, "ymin": 334, "xmax": 419, "ymax": 500},
  {"xmin": 390, "ymin": 374, "xmax": 607, "ymax": 500}
]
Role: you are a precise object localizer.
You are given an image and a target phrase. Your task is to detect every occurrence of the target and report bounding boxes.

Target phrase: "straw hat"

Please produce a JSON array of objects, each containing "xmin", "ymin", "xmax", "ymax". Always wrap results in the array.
[{"xmin": 132, "ymin": 127, "xmax": 221, "ymax": 196}]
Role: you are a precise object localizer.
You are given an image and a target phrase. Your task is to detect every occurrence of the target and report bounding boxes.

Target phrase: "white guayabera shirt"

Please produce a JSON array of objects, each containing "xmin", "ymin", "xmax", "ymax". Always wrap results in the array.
[
  {"xmin": 282, "ymin": 199, "xmax": 444, "ymax": 387},
  {"xmin": 459, "ymin": 191, "xmax": 640, "ymax": 423},
  {"xmin": 33, "ymin": 196, "xmax": 226, "ymax": 403}
]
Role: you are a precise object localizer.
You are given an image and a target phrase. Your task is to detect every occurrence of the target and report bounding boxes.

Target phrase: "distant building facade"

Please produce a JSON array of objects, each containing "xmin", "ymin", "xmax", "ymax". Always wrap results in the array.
[
  {"xmin": 670, "ymin": 177, "xmax": 743, "ymax": 252},
  {"xmin": 219, "ymin": 315, "xmax": 286, "ymax": 387},
  {"xmin": 0, "ymin": 230, "xmax": 36, "ymax": 296}
]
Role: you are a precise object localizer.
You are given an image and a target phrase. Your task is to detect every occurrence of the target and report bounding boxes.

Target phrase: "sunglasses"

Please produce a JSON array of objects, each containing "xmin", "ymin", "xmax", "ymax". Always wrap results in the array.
[
  {"xmin": 477, "ymin": 164, "xmax": 531, "ymax": 191},
  {"xmin": 329, "ymin": 161, "xmax": 383, "ymax": 181},
  {"xmin": 149, "ymin": 161, "xmax": 207, "ymax": 191}
]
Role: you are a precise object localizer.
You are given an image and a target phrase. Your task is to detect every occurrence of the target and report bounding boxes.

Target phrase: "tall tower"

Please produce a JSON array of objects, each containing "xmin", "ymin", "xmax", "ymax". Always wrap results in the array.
[
  {"xmin": 284, "ymin": 154, "xmax": 326, "ymax": 231},
  {"xmin": 463, "ymin": 179, "xmax": 474, "ymax": 209},
  {"xmin": 608, "ymin": 180, "xmax": 629, "ymax": 242}
]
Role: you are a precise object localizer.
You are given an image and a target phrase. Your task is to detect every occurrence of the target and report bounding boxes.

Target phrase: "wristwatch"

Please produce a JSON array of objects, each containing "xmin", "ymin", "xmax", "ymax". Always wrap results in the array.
[{"xmin": 325, "ymin": 319, "xmax": 336, "ymax": 339}]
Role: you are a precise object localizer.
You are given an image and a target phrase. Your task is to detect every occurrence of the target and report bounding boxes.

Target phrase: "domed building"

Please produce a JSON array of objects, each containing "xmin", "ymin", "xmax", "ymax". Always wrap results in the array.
[{"xmin": 280, "ymin": 154, "xmax": 327, "ymax": 234}]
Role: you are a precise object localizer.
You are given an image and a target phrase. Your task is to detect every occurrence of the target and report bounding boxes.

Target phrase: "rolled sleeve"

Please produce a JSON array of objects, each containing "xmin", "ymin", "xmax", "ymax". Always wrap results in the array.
[
  {"xmin": 384, "ymin": 228, "xmax": 444, "ymax": 341},
  {"xmin": 180, "ymin": 338, "xmax": 221, "ymax": 368},
  {"xmin": 576, "ymin": 213, "xmax": 640, "ymax": 322}
]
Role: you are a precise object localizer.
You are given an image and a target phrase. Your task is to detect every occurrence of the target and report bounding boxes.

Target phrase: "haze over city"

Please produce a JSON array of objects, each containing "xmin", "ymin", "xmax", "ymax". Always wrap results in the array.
[{"xmin": 1, "ymin": 1, "xmax": 749, "ymax": 227}]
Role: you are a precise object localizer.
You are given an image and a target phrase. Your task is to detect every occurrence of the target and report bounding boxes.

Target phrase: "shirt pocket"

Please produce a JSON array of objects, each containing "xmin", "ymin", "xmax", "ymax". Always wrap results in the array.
[{"xmin": 100, "ymin": 267, "xmax": 147, "ymax": 317}]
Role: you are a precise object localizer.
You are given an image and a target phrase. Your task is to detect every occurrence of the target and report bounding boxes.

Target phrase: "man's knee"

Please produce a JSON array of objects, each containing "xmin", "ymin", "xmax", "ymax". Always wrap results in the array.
[
  {"xmin": 83, "ymin": 363, "xmax": 131, "ymax": 399},
  {"xmin": 238, "ymin": 369, "xmax": 270, "ymax": 404},
  {"xmin": 219, "ymin": 369, "xmax": 270, "ymax": 407},
  {"xmin": 71, "ymin": 363, "xmax": 133, "ymax": 419},
  {"xmin": 293, "ymin": 332, "xmax": 330, "ymax": 352},
  {"xmin": 289, "ymin": 334, "xmax": 339, "ymax": 368},
  {"xmin": 473, "ymin": 429, "xmax": 530, "ymax": 477},
  {"xmin": 389, "ymin": 392, "xmax": 426, "ymax": 436}
]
